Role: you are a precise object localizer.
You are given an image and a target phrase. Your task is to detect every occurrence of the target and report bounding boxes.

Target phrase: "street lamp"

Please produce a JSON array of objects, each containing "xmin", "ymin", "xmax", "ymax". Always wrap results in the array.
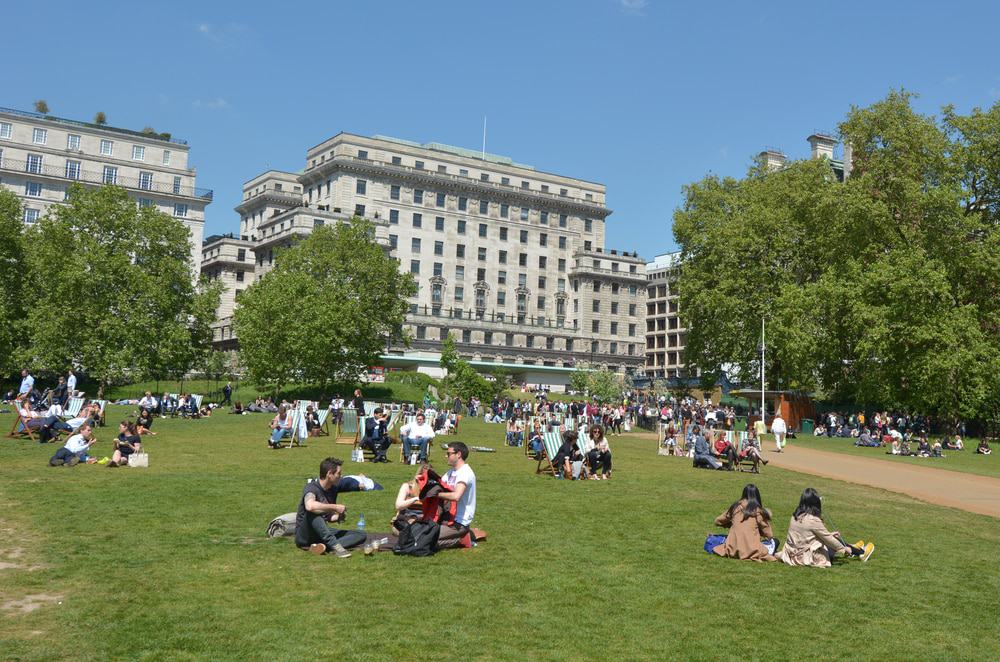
[{"xmin": 757, "ymin": 317, "xmax": 765, "ymax": 419}]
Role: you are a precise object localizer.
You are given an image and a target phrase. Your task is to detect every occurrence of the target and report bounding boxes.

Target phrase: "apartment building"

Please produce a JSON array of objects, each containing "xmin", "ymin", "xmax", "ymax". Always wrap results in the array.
[
  {"xmin": 0, "ymin": 106, "xmax": 212, "ymax": 272},
  {"xmin": 211, "ymin": 133, "xmax": 646, "ymax": 377},
  {"xmin": 644, "ymin": 251, "xmax": 685, "ymax": 378}
]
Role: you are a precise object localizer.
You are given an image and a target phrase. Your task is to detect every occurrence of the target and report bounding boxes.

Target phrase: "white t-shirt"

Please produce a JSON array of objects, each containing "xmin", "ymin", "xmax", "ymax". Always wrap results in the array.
[
  {"xmin": 444, "ymin": 463, "xmax": 476, "ymax": 527},
  {"xmin": 67, "ymin": 374, "xmax": 77, "ymax": 393},
  {"xmin": 771, "ymin": 417, "xmax": 787, "ymax": 434},
  {"xmin": 401, "ymin": 422, "xmax": 435, "ymax": 439},
  {"xmin": 65, "ymin": 434, "xmax": 89, "ymax": 454}
]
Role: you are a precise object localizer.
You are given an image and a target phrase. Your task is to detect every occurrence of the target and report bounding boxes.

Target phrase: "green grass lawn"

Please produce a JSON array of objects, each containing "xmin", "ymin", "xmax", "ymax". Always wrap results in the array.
[
  {"xmin": 2, "ymin": 409, "xmax": 999, "ymax": 660},
  {"xmin": 788, "ymin": 433, "xmax": 999, "ymax": 479}
]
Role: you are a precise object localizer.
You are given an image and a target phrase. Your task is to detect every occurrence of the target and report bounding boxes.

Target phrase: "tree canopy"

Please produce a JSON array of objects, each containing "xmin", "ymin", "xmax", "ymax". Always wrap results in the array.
[
  {"xmin": 233, "ymin": 219, "xmax": 416, "ymax": 392},
  {"xmin": 673, "ymin": 90, "xmax": 1000, "ymax": 421},
  {"xmin": 0, "ymin": 190, "xmax": 26, "ymax": 375}
]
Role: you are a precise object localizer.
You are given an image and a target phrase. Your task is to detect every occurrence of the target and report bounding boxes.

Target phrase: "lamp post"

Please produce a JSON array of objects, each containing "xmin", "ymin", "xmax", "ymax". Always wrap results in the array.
[{"xmin": 758, "ymin": 317, "xmax": 765, "ymax": 420}]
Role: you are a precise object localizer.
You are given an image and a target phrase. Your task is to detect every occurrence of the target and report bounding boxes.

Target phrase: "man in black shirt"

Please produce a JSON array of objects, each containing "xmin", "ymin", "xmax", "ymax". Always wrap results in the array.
[
  {"xmin": 295, "ymin": 457, "xmax": 367, "ymax": 557},
  {"xmin": 552, "ymin": 430, "xmax": 583, "ymax": 479}
]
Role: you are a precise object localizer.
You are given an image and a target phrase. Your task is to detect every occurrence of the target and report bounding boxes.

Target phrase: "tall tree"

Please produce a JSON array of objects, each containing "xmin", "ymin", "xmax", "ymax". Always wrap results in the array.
[
  {"xmin": 234, "ymin": 220, "xmax": 416, "ymax": 392},
  {"xmin": 0, "ymin": 190, "xmax": 25, "ymax": 375},
  {"xmin": 21, "ymin": 185, "xmax": 220, "ymax": 395}
]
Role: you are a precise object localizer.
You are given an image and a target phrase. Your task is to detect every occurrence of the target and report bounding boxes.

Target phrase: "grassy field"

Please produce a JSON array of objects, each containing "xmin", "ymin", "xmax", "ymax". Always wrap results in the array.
[
  {"xmin": 787, "ymin": 433, "xmax": 999, "ymax": 479},
  {"xmin": 2, "ymin": 409, "xmax": 998, "ymax": 660}
]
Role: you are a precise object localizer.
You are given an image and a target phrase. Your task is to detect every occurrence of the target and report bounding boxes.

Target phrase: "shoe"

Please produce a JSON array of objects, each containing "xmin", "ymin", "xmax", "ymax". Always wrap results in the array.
[
  {"xmin": 66, "ymin": 455, "xmax": 80, "ymax": 466},
  {"xmin": 49, "ymin": 457, "xmax": 65, "ymax": 466},
  {"xmin": 331, "ymin": 543, "xmax": 351, "ymax": 558},
  {"xmin": 861, "ymin": 543, "xmax": 875, "ymax": 562},
  {"xmin": 308, "ymin": 543, "xmax": 326, "ymax": 556},
  {"xmin": 852, "ymin": 540, "xmax": 865, "ymax": 549}
]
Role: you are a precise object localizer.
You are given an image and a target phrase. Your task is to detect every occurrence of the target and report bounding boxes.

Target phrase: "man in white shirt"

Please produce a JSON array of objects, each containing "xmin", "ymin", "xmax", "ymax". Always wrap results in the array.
[
  {"xmin": 437, "ymin": 441, "xmax": 477, "ymax": 549},
  {"xmin": 400, "ymin": 413, "xmax": 436, "ymax": 462},
  {"xmin": 771, "ymin": 413, "xmax": 787, "ymax": 452},
  {"xmin": 19, "ymin": 369, "xmax": 34, "ymax": 396},
  {"xmin": 138, "ymin": 391, "xmax": 158, "ymax": 412},
  {"xmin": 67, "ymin": 370, "xmax": 77, "ymax": 397},
  {"xmin": 49, "ymin": 424, "xmax": 98, "ymax": 466}
]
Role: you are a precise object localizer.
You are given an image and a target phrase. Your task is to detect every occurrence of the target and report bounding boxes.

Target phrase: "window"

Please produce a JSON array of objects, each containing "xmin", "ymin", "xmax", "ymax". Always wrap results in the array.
[
  {"xmin": 612, "ymin": 283, "xmax": 620, "ymax": 295},
  {"xmin": 556, "ymin": 298, "xmax": 566, "ymax": 317},
  {"xmin": 526, "ymin": 335, "xmax": 534, "ymax": 348},
  {"xmin": 457, "ymin": 219, "xmax": 466, "ymax": 234},
  {"xmin": 174, "ymin": 203, "xmax": 188, "ymax": 218},
  {"xmin": 456, "ymin": 244, "xmax": 465, "ymax": 258},
  {"xmin": 414, "ymin": 189, "xmax": 423, "ymax": 204},
  {"xmin": 584, "ymin": 219, "xmax": 593, "ymax": 232},
  {"xmin": 100, "ymin": 139, "xmax": 113, "ymax": 156},
  {"xmin": 354, "ymin": 203, "xmax": 365, "ymax": 217},
  {"xmin": 389, "ymin": 234, "xmax": 398, "ymax": 249},
  {"xmin": 411, "ymin": 238, "xmax": 421, "ymax": 253},
  {"xmin": 416, "ymin": 326, "xmax": 426, "ymax": 339},
  {"xmin": 32, "ymin": 128, "xmax": 47, "ymax": 145},
  {"xmin": 500, "ymin": 227, "xmax": 508, "ymax": 241},
  {"xmin": 356, "ymin": 179, "xmax": 367, "ymax": 195},
  {"xmin": 392, "ymin": 156, "xmax": 402, "ymax": 165},
  {"xmin": 25, "ymin": 181, "xmax": 42, "ymax": 197},
  {"xmin": 478, "ymin": 247, "xmax": 487, "ymax": 261},
  {"xmin": 520, "ymin": 229, "xmax": 528, "ymax": 243},
  {"xmin": 390, "ymin": 185, "xmax": 400, "ymax": 200},
  {"xmin": 138, "ymin": 198, "xmax": 154, "ymax": 208},
  {"xmin": 518, "ymin": 273, "xmax": 527, "ymax": 287},
  {"xmin": 455, "ymin": 265, "xmax": 464, "ymax": 279},
  {"xmin": 593, "ymin": 300, "xmax": 601, "ymax": 313},
  {"xmin": 162, "ymin": 150, "xmax": 171, "ymax": 165},
  {"xmin": 139, "ymin": 171, "xmax": 153, "ymax": 190},
  {"xmin": 538, "ymin": 256, "xmax": 547, "ymax": 269},
  {"xmin": 557, "ymin": 214, "xmax": 567, "ymax": 228},
  {"xmin": 538, "ymin": 276, "xmax": 547, "ymax": 289},
  {"xmin": 415, "ymin": 160, "xmax": 424, "ymax": 170},
  {"xmin": 498, "ymin": 270, "xmax": 507, "ymax": 285},
  {"xmin": 412, "ymin": 213, "xmax": 422, "ymax": 228},
  {"xmin": 458, "ymin": 196, "xmax": 467, "ymax": 211},
  {"xmin": 593, "ymin": 280, "xmax": 601, "ymax": 292},
  {"xmin": 436, "ymin": 192, "xmax": 446, "ymax": 207},
  {"xmin": 438, "ymin": 165, "xmax": 447, "ymax": 174},
  {"xmin": 26, "ymin": 153, "xmax": 43, "ymax": 173},
  {"xmin": 433, "ymin": 262, "xmax": 443, "ymax": 277},
  {"xmin": 500, "ymin": 203, "xmax": 509, "ymax": 218},
  {"xmin": 484, "ymin": 331, "xmax": 493, "ymax": 344},
  {"xmin": 237, "ymin": 249, "xmax": 247, "ymax": 261},
  {"xmin": 236, "ymin": 271, "xmax": 245, "ymax": 283},
  {"xmin": 357, "ymin": 149, "xmax": 368, "ymax": 159},
  {"xmin": 132, "ymin": 145, "xmax": 145, "ymax": 161},
  {"xmin": 610, "ymin": 342, "xmax": 618, "ymax": 355},
  {"xmin": 103, "ymin": 165, "xmax": 118, "ymax": 184},
  {"xmin": 629, "ymin": 304, "xmax": 636, "ymax": 316},
  {"xmin": 584, "ymin": 240, "xmax": 592, "ymax": 251},
  {"xmin": 64, "ymin": 133, "xmax": 81, "ymax": 151},
  {"xmin": 461, "ymin": 329, "xmax": 470, "ymax": 343},
  {"xmin": 0, "ymin": 122, "xmax": 11, "ymax": 139},
  {"xmin": 173, "ymin": 176, "xmax": 182, "ymax": 194},
  {"xmin": 477, "ymin": 268, "xmax": 486, "ymax": 280},
  {"xmin": 434, "ymin": 240, "xmax": 444, "ymax": 256},
  {"xmin": 539, "ymin": 233, "xmax": 547, "ymax": 247},
  {"xmin": 629, "ymin": 323, "xmax": 636, "ymax": 337},
  {"xmin": 454, "ymin": 287, "xmax": 464, "ymax": 303},
  {"xmin": 497, "ymin": 291, "xmax": 506, "ymax": 305},
  {"xmin": 558, "ymin": 236, "xmax": 567, "ymax": 249},
  {"xmin": 611, "ymin": 322, "xmax": 619, "ymax": 335},
  {"xmin": 521, "ymin": 180, "xmax": 529, "ymax": 189},
  {"xmin": 611, "ymin": 302, "xmax": 619, "ymax": 315},
  {"xmin": 23, "ymin": 208, "xmax": 40, "ymax": 223},
  {"xmin": 478, "ymin": 223, "xmax": 487, "ymax": 238},
  {"xmin": 629, "ymin": 285, "xmax": 637, "ymax": 295},
  {"xmin": 537, "ymin": 296, "xmax": 546, "ymax": 310},
  {"xmin": 410, "ymin": 260, "xmax": 420, "ymax": 274},
  {"xmin": 520, "ymin": 207, "xmax": 529, "ymax": 221},
  {"xmin": 435, "ymin": 216, "xmax": 445, "ymax": 231},
  {"xmin": 65, "ymin": 160, "xmax": 81, "ymax": 180},
  {"xmin": 540, "ymin": 211, "xmax": 548, "ymax": 225},
  {"xmin": 519, "ymin": 253, "xmax": 527, "ymax": 267},
  {"xmin": 479, "ymin": 200, "xmax": 488, "ymax": 215},
  {"xmin": 499, "ymin": 250, "xmax": 507, "ymax": 264},
  {"xmin": 389, "ymin": 209, "xmax": 399, "ymax": 224},
  {"xmin": 592, "ymin": 321, "xmax": 600, "ymax": 333},
  {"xmin": 460, "ymin": 168, "xmax": 469, "ymax": 177}
]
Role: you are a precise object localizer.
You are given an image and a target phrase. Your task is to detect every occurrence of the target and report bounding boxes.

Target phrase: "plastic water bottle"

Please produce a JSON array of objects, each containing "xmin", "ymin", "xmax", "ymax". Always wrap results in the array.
[{"xmin": 357, "ymin": 513, "xmax": 366, "ymax": 531}]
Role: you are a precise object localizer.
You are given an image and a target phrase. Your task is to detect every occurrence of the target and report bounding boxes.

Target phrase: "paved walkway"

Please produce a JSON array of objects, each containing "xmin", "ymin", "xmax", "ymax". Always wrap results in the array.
[{"xmin": 630, "ymin": 430, "xmax": 1000, "ymax": 517}]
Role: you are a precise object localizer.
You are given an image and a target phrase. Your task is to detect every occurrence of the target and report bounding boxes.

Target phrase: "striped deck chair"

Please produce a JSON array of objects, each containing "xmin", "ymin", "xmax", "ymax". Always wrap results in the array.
[
  {"xmin": 64, "ymin": 397, "xmax": 85, "ymax": 419},
  {"xmin": 363, "ymin": 402, "xmax": 377, "ymax": 417},
  {"xmin": 93, "ymin": 400, "xmax": 108, "ymax": 427},
  {"xmin": 537, "ymin": 431, "xmax": 563, "ymax": 476},
  {"xmin": 192, "ymin": 394, "xmax": 204, "ymax": 412},
  {"xmin": 315, "ymin": 408, "xmax": 330, "ymax": 436},
  {"xmin": 7, "ymin": 410, "xmax": 40, "ymax": 441},
  {"xmin": 336, "ymin": 408, "xmax": 360, "ymax": 445}
]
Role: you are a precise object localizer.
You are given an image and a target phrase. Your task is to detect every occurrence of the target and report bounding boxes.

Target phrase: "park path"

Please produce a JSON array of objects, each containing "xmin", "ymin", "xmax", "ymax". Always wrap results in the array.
[{"xmin": 628, "ymin": 430, "xmax": 1000, "ymax": 518}]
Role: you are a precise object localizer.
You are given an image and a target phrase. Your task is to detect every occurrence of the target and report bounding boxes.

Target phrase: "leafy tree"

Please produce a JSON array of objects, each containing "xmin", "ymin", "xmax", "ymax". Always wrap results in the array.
[
  {"xmin": 234, "ymin": 219, "xmax": 415, "ymax": 392},
  {"xmin": 569, "ymin": 369, "xmax": 622, "ymax": 402},
  {"xmin": 440, "ymin": 333, "xmax": 504, "ymax": 402},
  {"xmin": 21, "ymin": 185, "xmax": 220, "ymax": 395},
  {"xmin": 94, "ymin": 111, "xmax": 107, "ymax": 125},
  {"xmin": 569, "ymin": 369, "xmax": 591, "ymax": 395},
  {"xmin": 0, "ymin": 190, "xmax": 25, "ymax": 375},
  {"xmin": 673, "ymin": 90, "xmax": 1000, "ymax": 422},
  {"xmin": 34, "ymin": 99, "xmax": 49, "ymax": 114},
  {"xmin": 440, "ymin": 334, "xmax": 460, "ymax": 374}
]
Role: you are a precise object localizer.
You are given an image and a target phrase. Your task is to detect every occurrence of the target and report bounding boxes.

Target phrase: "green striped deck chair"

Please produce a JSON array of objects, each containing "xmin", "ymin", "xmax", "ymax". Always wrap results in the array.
[
  {"xmin": 93, "ymin": 400, "xmax": 108, "ymax": 427},
  {"xmin": 191, "ymin": 394, "xmax": 204, "ymax": 411},
  {"xmin": 281, "ymin": 408, "xmax": 306, "ymax": 448},
  {"xmin": 537, "ymin": 431, "xmax": 563, "ymax": 476},
  {"xmin": 336, "ymin": 408, "xmax": 360, "ymax": 445},
  {"xmin": 64, "ymin": 397, "xmax": 85, "ymax": 418},
  {"xmin": 315, "ymin": 408, "xmax": 330, "ymax": 436},
  {"xmin": 363, "ymin": 402, "xmax": 377, "ymax": 417}
]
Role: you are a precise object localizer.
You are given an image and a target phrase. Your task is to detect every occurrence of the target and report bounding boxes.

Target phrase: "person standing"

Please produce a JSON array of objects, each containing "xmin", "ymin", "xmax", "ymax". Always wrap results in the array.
[
  {"xmin": 221, "ymin": 382, "xmax": 233, "ymax": 406},
  {"xmin": 771, "ymin": 413, "xmax": 787, "ymax": 452},
  {"xmin": 66, "ymin": 369, "xmax": 77, "ymax": 398},
  {"xmin": 295, "ymin": 457, "xmax": 366, "ymax": 558},
  {"xmin": 351, "ymin": 389, "xmax": 366, "ymax": 414},
  {"xmin": 437, "ymin": 442, "xmax": 477, "ymax": 549},
  {"xmin": 19, "ymin": 369, "xmax": 34, "ymax": 397}
]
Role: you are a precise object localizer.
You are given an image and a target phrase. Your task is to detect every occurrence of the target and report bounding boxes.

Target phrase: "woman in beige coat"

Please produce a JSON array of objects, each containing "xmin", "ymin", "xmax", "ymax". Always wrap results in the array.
[
  {"xmin": 776, "ymin": 488, "xmax": 874, "ymax": 567},
  {"xmin": 712, "ymin": 484, "xmax": 776, "ymax": 561}
]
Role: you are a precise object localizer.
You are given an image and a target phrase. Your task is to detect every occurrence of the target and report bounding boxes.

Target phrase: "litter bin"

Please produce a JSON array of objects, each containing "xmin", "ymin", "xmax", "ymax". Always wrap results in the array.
[{"xmin": 801, "ymin": 418, "xmax": 814, "ymax": 435}]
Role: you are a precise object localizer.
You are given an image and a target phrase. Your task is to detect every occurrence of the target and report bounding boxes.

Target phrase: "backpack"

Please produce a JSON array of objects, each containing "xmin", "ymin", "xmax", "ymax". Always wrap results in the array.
[{"xmin": 393, "ymin": 520, "xmax": 440, "ymax": 556}]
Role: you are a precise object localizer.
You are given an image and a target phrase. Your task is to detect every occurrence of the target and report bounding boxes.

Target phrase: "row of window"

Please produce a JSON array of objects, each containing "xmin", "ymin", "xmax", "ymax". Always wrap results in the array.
[
  {"xmin": 16, "ymin": 152, "xmax": 186, "ymax": 194},
  {"xmin": 411, "ymin": 325, "xmax": 637, "ymax": 355},
  {"xmin": 571, "ymin": 280, "xmax": 640, "ymax": 296},
  {"xmin": 0, "ymin": 122, "xmax": 173, "ymax": 165},
  {"xmin": 388, "ymin": 213, "xmax": 577, "ymax": 245},
  {"xmin": 15, "ymin": 181, "xmax": 187, "ymax": 217},
  {"xmin": 399, "ymin": 250, "xmax": 566, "ymax": 272}
]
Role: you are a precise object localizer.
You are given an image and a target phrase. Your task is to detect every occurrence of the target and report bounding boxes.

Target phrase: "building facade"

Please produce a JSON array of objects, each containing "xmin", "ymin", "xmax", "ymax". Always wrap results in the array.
[
  {"xmin": 644, "ymin": 251, "xmax": 685, "ymax": 379},
  {"xmin": 208, "ymin": 133, "xmax": 647, "ymax": 377},
  {"xmin": 0, "ymin": 106, "xmax": 212, "ymax": 272}
]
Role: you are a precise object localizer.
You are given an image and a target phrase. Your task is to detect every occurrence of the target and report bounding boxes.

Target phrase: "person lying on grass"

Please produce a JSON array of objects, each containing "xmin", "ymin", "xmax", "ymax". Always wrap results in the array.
[
  {"xmin": 712, "ymin": 484, "xmax": 776, "ymax": 562},
  {"xmin": 297, "ymin": 457, "xmax": 366, "ymax": 558},
  {"xmin": 109, "ymin": 421, "xmax": 142, "ymax": 467},
  {"xmin": 48, "ymin": 423, "xmax": 99, "ymax": 466},
  {"xmin": 776, "ymin": 488, "xmax": 874, "ymax": 567}
]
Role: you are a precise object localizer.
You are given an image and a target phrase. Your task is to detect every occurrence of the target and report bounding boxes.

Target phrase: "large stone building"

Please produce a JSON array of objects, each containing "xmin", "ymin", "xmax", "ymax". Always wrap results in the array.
[
  {"xmin": 206, "ymin": 133, "xmax": 647, "ymax": 381},
  {"xmin": 0, "ymin": 106, "xmax": 212, "ymax": 272}
]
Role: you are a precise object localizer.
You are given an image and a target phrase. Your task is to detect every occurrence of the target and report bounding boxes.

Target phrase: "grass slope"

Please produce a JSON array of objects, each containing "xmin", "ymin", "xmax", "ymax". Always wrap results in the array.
[{"xmin": 1, "ymin": 410, "xmax": 998, "ymax": 660}]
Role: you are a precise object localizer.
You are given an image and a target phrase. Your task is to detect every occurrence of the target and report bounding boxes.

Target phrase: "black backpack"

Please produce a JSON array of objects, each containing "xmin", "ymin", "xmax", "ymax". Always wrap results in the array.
[{"xmin": 393, "ymin": 520, "xmax": 440, "ymax": 557}]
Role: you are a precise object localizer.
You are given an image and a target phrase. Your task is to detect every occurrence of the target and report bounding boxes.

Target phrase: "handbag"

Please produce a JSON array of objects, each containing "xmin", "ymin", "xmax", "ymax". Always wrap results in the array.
[
  {"xmin": 127, "ymin": 452, "xmax": 149, "ymax": 468},
  {"xmin": 351, "ymin": 448, "xmax": 364, "ymax": 463}
]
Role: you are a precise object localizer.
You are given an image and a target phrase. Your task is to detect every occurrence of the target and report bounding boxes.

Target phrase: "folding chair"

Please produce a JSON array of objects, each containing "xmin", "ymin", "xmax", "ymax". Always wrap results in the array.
[
  {"xmin": 537, "ymin": 431, "xmax": 563, "ymax": 476},
  {"xmin": 282, "ymin": 408, "xmax": 306, "ymax": 448},
  {"xmin": 64, "ymin": 397, "xmax": 85, "ymax": 419},
  {"xmin": 315, "ymin": 408, "xmax": 330, "ymax": 436},
  {"xmin": 93, "ymin": 400, "xmax": 108, "ymax": 427},
  {"xmin": 7, "ymin": 412, "xmax": 40, "ymax": 441},
  {"xmin": 336, "ymin": 408, "xmax": 360, "ymax": 445},
  {"xmin": 363, "ymin": 402, "xmax": 377, "ymax": 417}
]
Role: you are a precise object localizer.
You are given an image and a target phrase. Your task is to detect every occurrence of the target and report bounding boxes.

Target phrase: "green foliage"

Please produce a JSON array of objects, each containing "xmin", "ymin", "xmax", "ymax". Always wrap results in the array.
[
  {"xmin": 34, "ymin": 99, "xmax": 49, "ymax": 114},
  {"xmin": 0, "ymin": 190, "xmax": 25, "ymax": 374},
  {"xmin": 439, "ymin": 333, "xmax": 504, "ymax": 402},
  {"xmin": 569, "ymin": 369, "xmax": 591, "ymax": 394},
  {"xmin": 20, "ymin": 185, "xmax": 220, "ymax": 393},
  {"xmin": 439, "ymin": 334, "xmax": 460, "ymax": 373},
  {"xmin": 673, "ymin": 90, "xmax": 1000, "ymax": 421},
  {"xmin": 570, "ymin": 369, "xmax": 622, "ymax": 402},
  {"xmin": 233, "ymin": 219, "xmax": 416, "ymax": 392}
]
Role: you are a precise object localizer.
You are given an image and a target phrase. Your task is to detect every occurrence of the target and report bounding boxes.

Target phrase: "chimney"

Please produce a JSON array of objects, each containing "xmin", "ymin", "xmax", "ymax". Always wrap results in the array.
[
  {"xmin": 759, "ymin": 149, "xmax": 787, "ymax": 172},
  {"xmin": 807, "ymin": 133, "xmax": 836, "ymax": 161}
]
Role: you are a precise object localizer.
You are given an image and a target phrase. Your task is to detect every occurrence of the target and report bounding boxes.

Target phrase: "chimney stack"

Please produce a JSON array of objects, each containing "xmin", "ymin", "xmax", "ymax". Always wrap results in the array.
[
  {"xmin": 759, "ymin": 149, "xmax": 787, "ymax": 172},
  {"xmin": 807, "ymin": 133, "xmax": 836, "ymax": 161}
]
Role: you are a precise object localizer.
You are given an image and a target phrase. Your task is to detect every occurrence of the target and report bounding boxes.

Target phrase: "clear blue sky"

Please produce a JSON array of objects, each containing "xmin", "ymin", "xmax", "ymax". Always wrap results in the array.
[{"xmin": 5, "ymin": 0, "xmax": 999, "ymax": 257}]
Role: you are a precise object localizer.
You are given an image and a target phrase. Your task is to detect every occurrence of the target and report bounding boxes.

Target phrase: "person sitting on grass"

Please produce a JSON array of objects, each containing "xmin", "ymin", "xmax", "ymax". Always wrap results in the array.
[
  {"xmin": 48, "ymin": 423, "xmax": 99, "ymax": 466},
  {"xmin": 551, "ymin": 430, "xmax": 583, "ymax": 479},
  {"xmin": 392, "ymin": 464, "xmax": 430, "ymax": 534},
  {"xmin": 977, "ymin": 438, "xmax": 992, "ymax": 455},
  {"xmin": 776, "ymin": 488, "xmax": 874, "ymax": 567},
  {"xmin": 738, "ymin": 429, "xmax": 769, "ymax": 473},
  {"xmin": 711, "ymin": 484, "xmax": 776, "ymax": 562},
  {"xmin": 296, "ymin": 457, "xmax": 366, "ymax": 558},
  {"xmin": 136, "ymin": 408, "xmax": 157, "ymax": 436},
  {"xmin": 942, "ymin": 434, "xmax": 963, "ymax": 451},
  {"xmin": 436, "ymin": 442, "xmax": 477, "ymax": 549},
  {"xmin": 813, "ymin": 423, "xmax": 827, "ymax": 437},
  {"xmin": 855, "ymin": 427, "xmax": 879, "ymax": 447},
  {"xmin": 268, "ymin": 405, "xmax": 293, "ymax": 449},
  {"xmin": 916, "ymin": 437, "xmax": 932, "ymax": 457},
  {"xmin": 586, "ymin": 424, "xmax": 612, "ymax": 480},
  {"xmin": 231, "ymin": 400, "xmax": 245, "ymax": 415},
  {"xmin": 109, "ymin": 421, "xmax": 142, "ymax": 467}
]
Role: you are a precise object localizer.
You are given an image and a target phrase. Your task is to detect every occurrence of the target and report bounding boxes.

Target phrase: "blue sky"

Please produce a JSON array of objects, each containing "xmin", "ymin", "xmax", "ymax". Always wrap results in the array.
[{"xmin": 5, "ymin": 0, "xmax": 999, "ymax": 257}]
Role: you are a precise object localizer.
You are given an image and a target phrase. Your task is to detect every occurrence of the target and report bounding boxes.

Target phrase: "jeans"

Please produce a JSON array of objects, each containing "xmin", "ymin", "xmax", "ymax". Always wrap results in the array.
[
  {"xmin": 295, "ymin": 513, "xmax": 367, "ymax": 550},
  {"xmin": 694, "ymin": 453, "xmax": 722, "ymax": 469},
  {"xmin": 438, "ymin": 523, "xmax": 471, "ymax": 549},
  {"xmin": 402, "ymin": 436, "xmax": 430, "ymax": 460},
  {"xmin": 270, "ymin": 427, "xmax": 290, "ymax": 443},
  {"xmin": 588, "ymin": 449, "xmax": 612, "ymax": 475},
  {"xmin": 51, "ymin": 447, "xmax": 88, "ymax": 463},
  {"xmin": 362, "ymin": 435, "xmax": 390, "ymax": 460}
]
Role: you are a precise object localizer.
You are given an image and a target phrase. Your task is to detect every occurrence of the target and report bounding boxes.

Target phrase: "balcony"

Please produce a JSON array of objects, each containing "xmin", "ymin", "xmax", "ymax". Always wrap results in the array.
[
  {"xmin": 408, "ymin": 305, "xmax": 577, "ymax": 332},
  {"xmin": 568, "ymin": 263, "xmax": 647, "ymax": 283},
  {"xmin": 1, "ymin": 157, "xmax": 212, "ymax": 200}
]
